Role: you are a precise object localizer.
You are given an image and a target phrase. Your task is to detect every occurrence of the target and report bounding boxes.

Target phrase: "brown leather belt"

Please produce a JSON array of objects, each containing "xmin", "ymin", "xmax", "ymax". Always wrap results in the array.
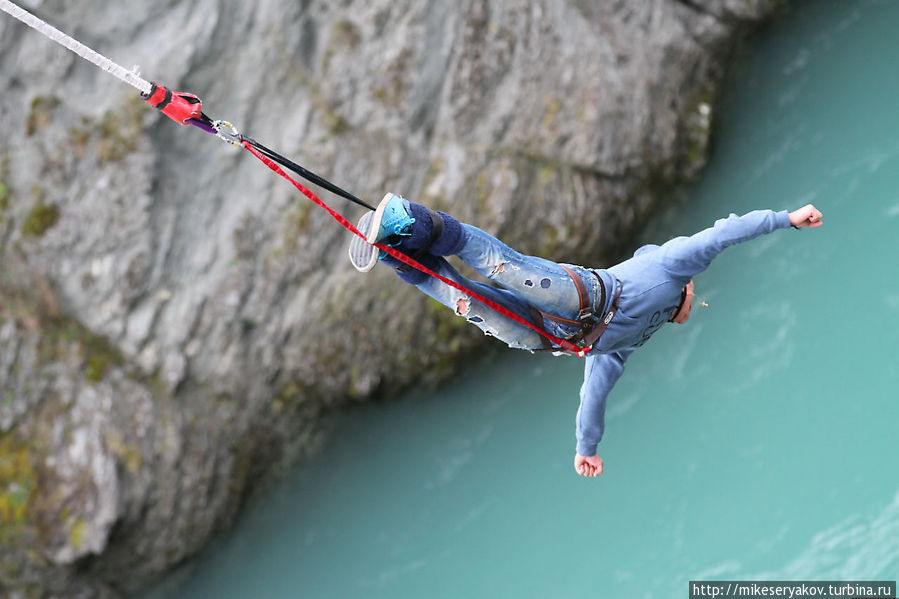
[{"xmin": 531, "ymin": 266, "xmax": 621, "ymax": 354}]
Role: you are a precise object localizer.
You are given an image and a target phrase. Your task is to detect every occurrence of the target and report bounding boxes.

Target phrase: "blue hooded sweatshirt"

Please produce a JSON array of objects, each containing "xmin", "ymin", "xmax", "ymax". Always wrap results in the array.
[{"xmin": 575, "ymin": 209, "xmax": 792, "ymax": 456}]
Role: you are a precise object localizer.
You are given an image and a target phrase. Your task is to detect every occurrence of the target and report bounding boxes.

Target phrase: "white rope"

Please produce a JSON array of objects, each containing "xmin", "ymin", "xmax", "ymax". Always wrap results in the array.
[{"xmin": 0, "ymin": 0, "xmax": 152, "ymax": 95}]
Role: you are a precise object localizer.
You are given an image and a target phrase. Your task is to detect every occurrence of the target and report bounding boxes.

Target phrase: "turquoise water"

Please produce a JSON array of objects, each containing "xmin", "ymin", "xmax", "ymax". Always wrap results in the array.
[{"xmin": 141, "ymin": 1, "xmax": 899, "ymax": 597}]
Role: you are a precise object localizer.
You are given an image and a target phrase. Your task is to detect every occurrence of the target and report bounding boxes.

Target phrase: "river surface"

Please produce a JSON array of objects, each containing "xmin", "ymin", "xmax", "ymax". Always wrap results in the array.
[{"xmin": 140, "ymin": 1, "xmax": 899, "ymax": 597}]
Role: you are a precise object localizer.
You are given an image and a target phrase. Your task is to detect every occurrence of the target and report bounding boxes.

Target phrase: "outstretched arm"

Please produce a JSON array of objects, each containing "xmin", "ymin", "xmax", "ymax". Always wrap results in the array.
[
  {"xmin": 660, "ymin": 204, "xmax": 823, "ymax": 281},
  {"xmin": 574, "ymin": 350, "xmax": 632, "ymax": 477}
]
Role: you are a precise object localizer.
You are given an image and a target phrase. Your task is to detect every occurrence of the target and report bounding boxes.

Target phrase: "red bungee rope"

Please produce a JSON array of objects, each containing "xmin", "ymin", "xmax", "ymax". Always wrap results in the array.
[
  {"xmin": 0, "ymin": 0, "xmax": 589, "ymax": 357},
  {"xmin": 131, "ymin": 81, "xmax": 585, "ymax": 355},
  {"xmin": 240, "ymin": 142, "xmax": 588, "ymax": 356}
]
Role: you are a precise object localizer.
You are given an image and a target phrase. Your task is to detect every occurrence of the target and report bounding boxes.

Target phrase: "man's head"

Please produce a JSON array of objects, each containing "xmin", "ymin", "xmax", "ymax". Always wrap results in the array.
[{"xmin": 669, "ymin": 280, "xmax": 695, "ymax": 324}]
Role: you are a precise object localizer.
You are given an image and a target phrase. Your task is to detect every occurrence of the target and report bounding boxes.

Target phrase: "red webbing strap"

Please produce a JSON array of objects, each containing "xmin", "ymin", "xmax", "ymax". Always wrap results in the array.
[{"xmin": 241, "ymin": 141, "xmax": 587, "ymax": 356}]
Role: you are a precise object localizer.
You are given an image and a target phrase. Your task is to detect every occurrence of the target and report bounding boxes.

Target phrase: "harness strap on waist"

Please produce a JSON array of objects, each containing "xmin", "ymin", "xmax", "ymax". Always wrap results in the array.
[
  {"xmin": 540, "ymin": 266, "xmax": 605, "ymax": 328},
  {"xmin": 581, "ymin": 283, "xmax": 621, "ymax": 348},
  {"xmin": 560, "ymin": 264, "xmax": 591, "ymax": 321},
  {"xmin": 530, "ymin": 267, "xmax": 621, "ymax": 355}
]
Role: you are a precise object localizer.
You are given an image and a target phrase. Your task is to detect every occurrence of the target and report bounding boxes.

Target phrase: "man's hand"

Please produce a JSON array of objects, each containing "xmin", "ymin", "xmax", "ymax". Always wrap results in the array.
[
  {"xmin": 789, "ymin": 204, "xmax": 823, "ymax": 228},
  {"xmin": 574, "ymin": 453, "xmax": 604, "ymax": 477}
]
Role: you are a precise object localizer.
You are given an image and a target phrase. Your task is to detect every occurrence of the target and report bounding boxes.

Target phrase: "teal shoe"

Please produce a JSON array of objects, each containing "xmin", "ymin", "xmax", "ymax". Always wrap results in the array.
[
  {"xmin": 367, "ymin": 193, "xmax": 415, "ymax": 244},
  {"xmin": 348, "ymin": 193, "xmax": 415, "ymax": 272}
]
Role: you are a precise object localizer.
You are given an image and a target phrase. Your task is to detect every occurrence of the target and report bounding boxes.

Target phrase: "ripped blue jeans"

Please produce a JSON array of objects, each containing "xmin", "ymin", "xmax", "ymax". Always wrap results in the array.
[{"xmin": 409, "ymin": 224, "xmax": 606, "ymax": 350}]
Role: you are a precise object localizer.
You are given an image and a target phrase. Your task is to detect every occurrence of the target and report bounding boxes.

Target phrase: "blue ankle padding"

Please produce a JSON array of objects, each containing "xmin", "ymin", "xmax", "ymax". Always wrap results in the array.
[
  {"xmin": 404, "ymin": 202, "xmax": 434, "ymax": 249},
  {"xmin": 404, "ymin": 202, "xmax": 464, "ymax": 256},
  {"xmin": 431, "ymin": 211, "xmax": 465, "ymax": 256}
]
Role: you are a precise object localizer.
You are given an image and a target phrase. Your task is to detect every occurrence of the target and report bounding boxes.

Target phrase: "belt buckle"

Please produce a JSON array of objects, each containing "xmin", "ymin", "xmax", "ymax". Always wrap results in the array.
[{"xmin": 577, "ymin": 308, "xmax": 599, "ymax": 324}]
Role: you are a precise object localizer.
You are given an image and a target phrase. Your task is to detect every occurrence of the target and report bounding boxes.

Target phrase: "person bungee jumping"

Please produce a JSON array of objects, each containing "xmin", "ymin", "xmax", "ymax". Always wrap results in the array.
[
  {"xmin": 349, "ymin": 195, "xmax": 824, "ymax": 478},
  {"xmin": 0, "ymin": 0, "xmax": 827, "ymax": 478}
]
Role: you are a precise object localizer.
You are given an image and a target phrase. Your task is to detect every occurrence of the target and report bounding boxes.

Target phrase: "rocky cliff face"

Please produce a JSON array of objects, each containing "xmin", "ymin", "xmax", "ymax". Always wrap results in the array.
[{"xmin": 0, "ymin": 0, "xmax": 781, "ymax": 596}]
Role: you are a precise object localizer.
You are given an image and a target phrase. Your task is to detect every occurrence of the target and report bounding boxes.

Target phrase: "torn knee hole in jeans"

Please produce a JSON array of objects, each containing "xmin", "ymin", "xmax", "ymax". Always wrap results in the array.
[
  {"xmin": 457, "ymin": 297, "xmax": 487, "ymax": 324},
  {"xmin": 455, "ymin": 296, "xmax": 471, "ymax": 316}
]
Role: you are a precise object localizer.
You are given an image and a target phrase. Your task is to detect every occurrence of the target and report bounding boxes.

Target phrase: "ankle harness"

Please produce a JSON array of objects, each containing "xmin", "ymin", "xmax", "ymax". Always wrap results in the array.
[{"xmin": 396, "ymin": 209, "xmax": 444, "ymax": 273}]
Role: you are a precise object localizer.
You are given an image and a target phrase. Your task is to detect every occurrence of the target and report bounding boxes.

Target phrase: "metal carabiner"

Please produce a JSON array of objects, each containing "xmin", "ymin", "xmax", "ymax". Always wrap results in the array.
[{"xmin": 212, "ymin": 120, "xmax": 242, "ymax": 146}]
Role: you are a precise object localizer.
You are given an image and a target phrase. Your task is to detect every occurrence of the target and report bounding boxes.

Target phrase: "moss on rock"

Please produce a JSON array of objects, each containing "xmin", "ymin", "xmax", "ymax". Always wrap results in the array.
[
  {"xmin": 26, "ymin": 96, "xmax": 60, "ymax": 137},
  {"xmin": 0, "ymin": 435, "xmax": 37, "ymax": 541},
  {"xmin": 38, "ymin": 316, "xmax": 123, "ymax": 383},
  {"xmin": 66, "ymin": 517, "xmax": 87, "ymax": 551},
  {"xmin": 332, "ymin": 19, "xmax": 361, "ymax": 49},
  {"xmin": 21, "ymin": 197, "xmax": 60, "ymax": 238}
]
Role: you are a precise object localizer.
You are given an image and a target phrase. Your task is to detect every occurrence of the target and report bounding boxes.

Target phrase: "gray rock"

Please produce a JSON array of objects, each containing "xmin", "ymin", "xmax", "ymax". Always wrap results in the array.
[{"xmin": 0, "ymin": 0, "xmax": 783, "ymax": 595}]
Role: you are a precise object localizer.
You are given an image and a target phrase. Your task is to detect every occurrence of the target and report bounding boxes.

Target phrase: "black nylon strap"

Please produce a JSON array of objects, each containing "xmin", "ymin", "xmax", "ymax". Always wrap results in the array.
[
  {"xmin": 426, "ymin": 209, "xmax": 444, "ymax": 250},
  {"xmin": 590, "ymin": 269, "xmax": 607, "ymax": 319},
  {"xmin": 669, "ymin": 285, "xmax": 688, "ymax": 322},
  {"xmin": 242, "ymin": 136, "xmax": 375, "ymax": 211},
  {"xmin": 157, "ymin": 88, "xmax": 173, "ymax": 110}
]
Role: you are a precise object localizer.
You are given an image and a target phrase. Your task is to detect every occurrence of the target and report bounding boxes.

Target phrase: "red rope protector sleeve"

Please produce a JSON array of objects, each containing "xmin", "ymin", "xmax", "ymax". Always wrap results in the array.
[
  {"xmin": 241, "ymin": 141, "xmax": 588, "ymax": 356},
  {"xmin": 143, "ymin": 82, "xmax": 204, "ymax": 125}
]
